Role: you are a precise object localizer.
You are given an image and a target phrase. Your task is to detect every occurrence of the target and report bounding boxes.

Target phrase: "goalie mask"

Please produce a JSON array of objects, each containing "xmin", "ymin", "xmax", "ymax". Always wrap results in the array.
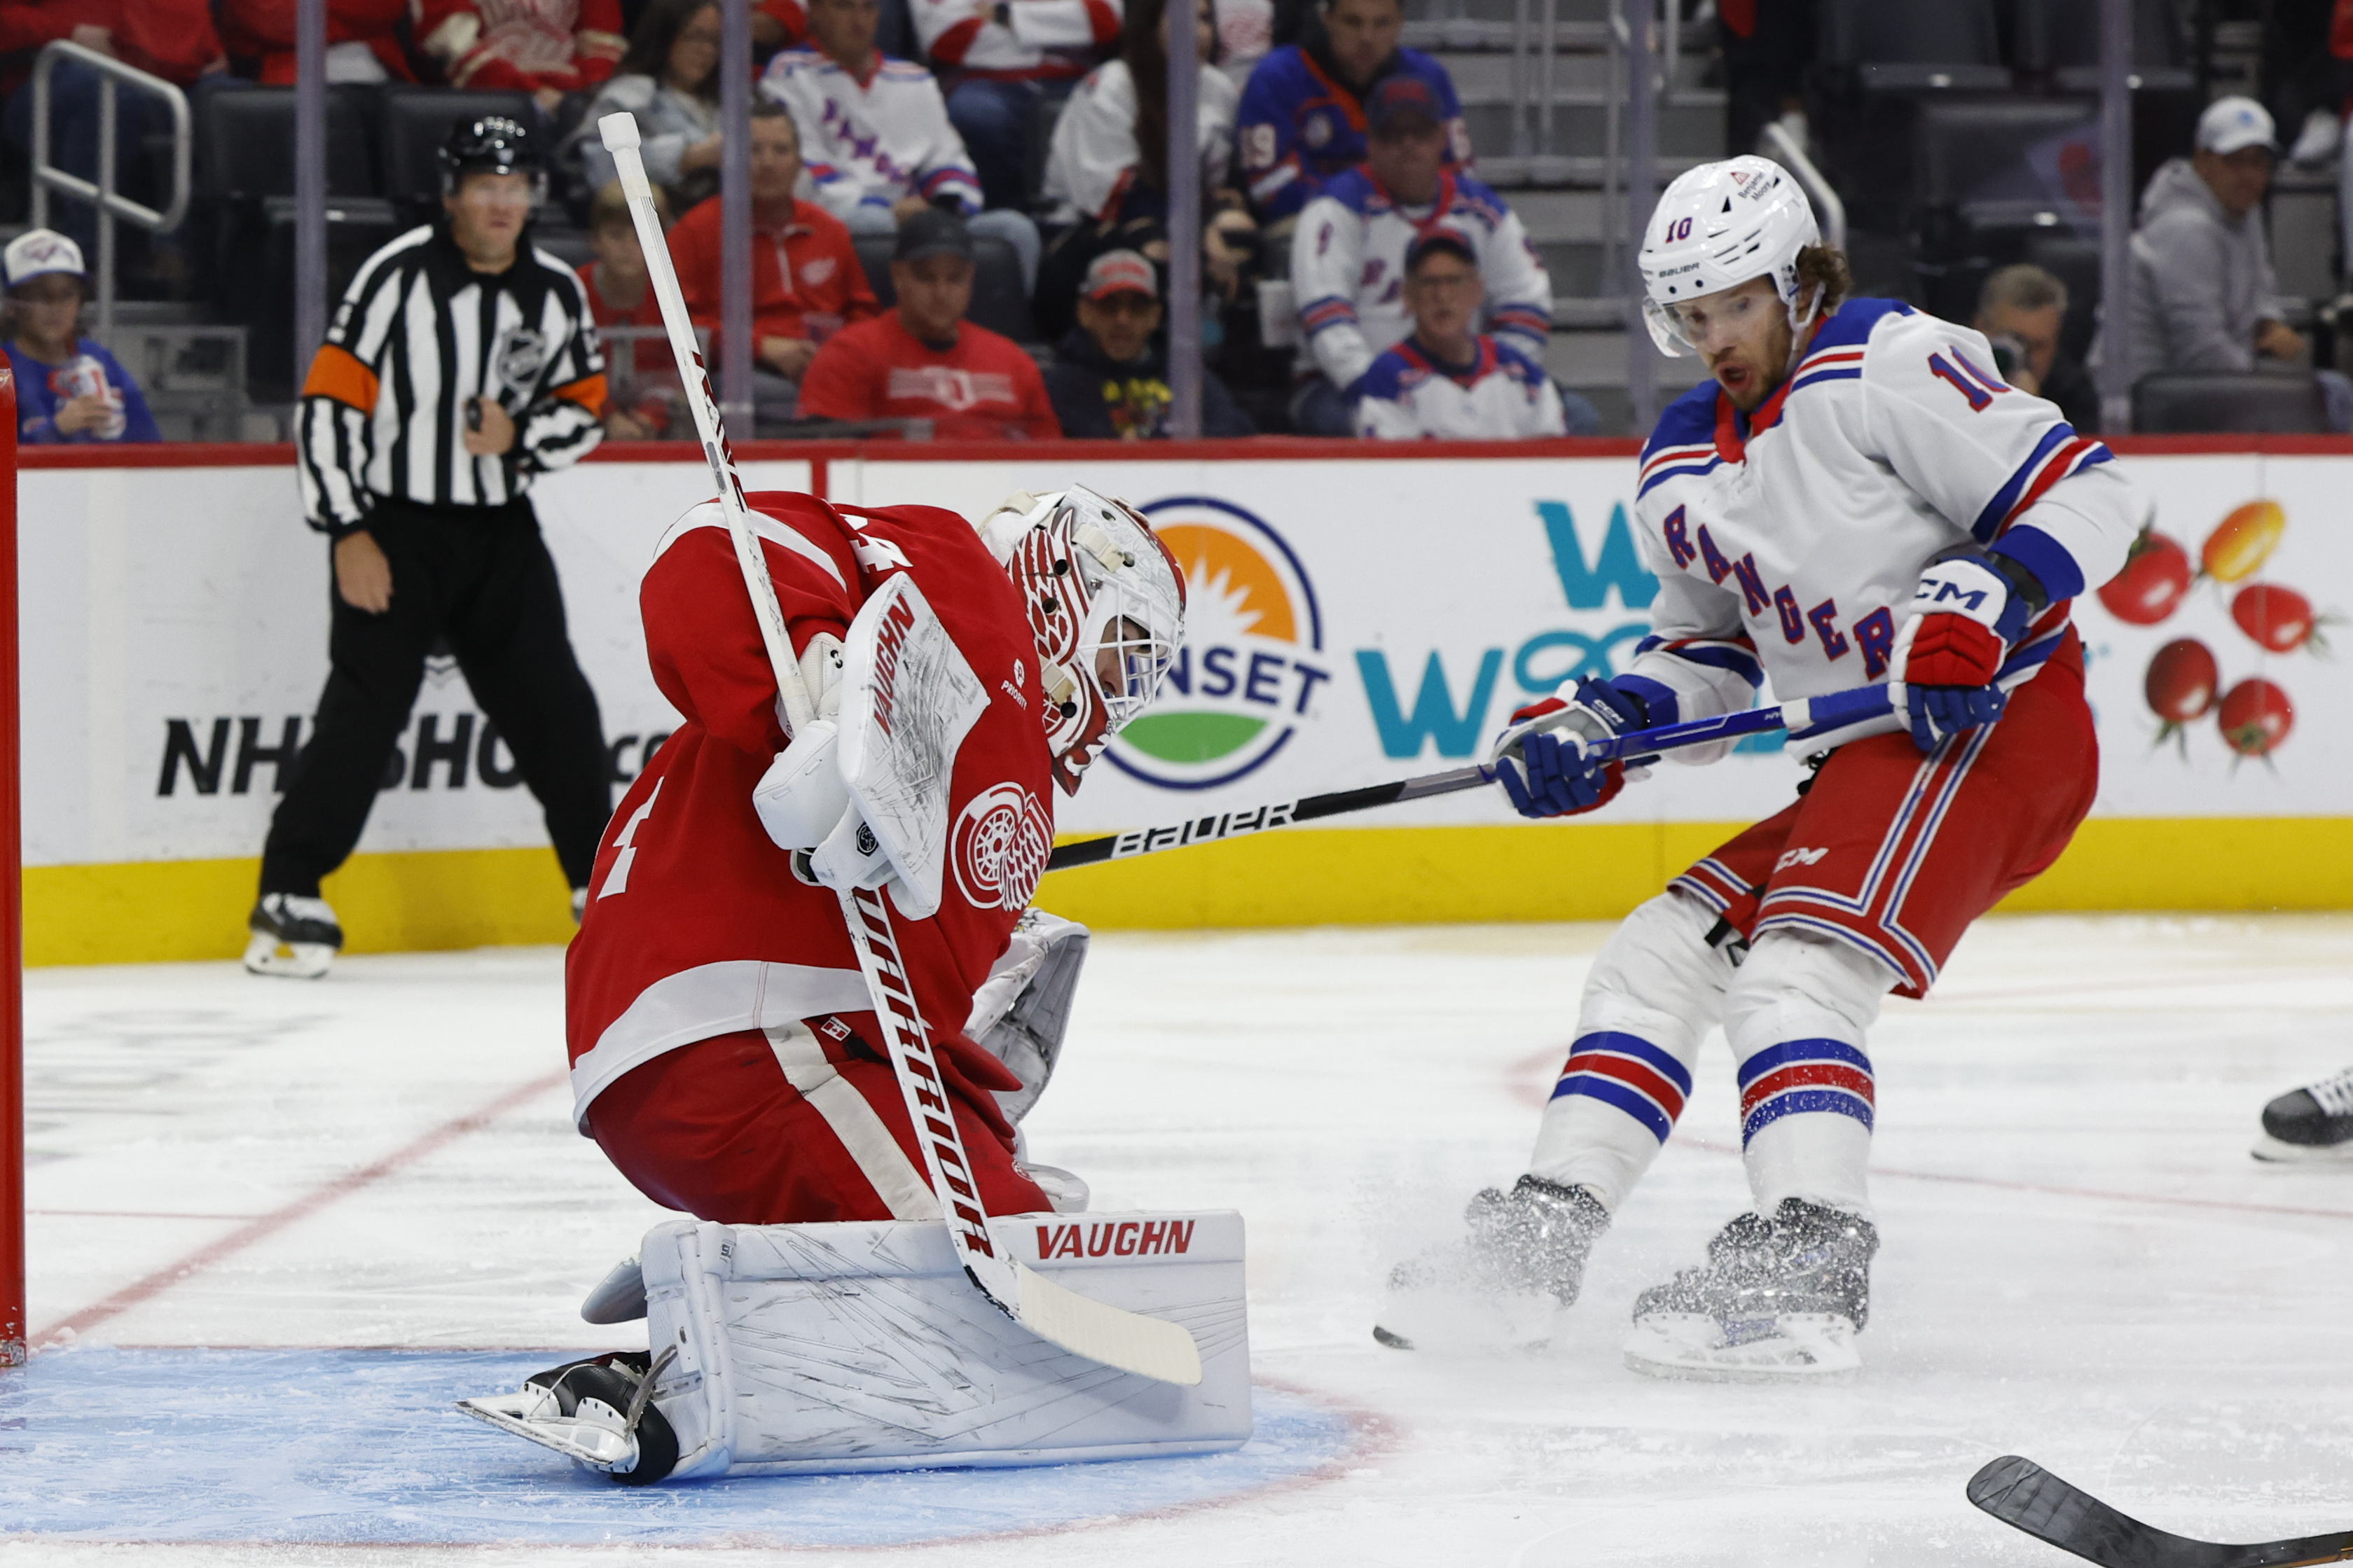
[{"xmin": 991, "ymin": 488, "xmax": 1187, "ymax": 795}]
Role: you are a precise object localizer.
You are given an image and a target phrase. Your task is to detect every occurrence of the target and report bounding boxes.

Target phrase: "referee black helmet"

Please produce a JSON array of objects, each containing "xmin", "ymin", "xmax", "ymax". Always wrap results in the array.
[{"xmin": 439, "ymin": 116, "xmax": 537, "ymax": 193}]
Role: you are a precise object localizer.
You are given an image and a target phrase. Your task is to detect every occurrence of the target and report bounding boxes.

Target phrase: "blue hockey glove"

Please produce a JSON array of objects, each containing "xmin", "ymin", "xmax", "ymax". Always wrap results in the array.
[{"xmin": 1488, "ymin": 677, "xmax": 1650, "ymax": 819}]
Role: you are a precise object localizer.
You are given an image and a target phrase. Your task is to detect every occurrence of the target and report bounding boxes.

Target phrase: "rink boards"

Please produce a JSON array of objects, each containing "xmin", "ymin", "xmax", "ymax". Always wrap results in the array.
[{"xmin": 18, "ymin": 438, "xmax": 2353, "ymax": 964}]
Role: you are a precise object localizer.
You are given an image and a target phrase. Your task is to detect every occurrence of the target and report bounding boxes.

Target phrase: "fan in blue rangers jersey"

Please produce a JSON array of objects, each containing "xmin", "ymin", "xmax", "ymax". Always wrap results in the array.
[
  {"xmin": 1375, "ymin": 155, "xmax": 2148, "ymax": 1382},
  {"xmin": 1235, "ymin": 0, "xmax": 1467, "ymax": 221}
]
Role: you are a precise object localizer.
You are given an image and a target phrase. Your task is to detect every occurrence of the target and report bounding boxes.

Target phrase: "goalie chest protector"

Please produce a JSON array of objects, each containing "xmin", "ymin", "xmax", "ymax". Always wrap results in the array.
[{"xmin": 565, "ymin": 492, "xmax": 1058, "ymax": 1132}]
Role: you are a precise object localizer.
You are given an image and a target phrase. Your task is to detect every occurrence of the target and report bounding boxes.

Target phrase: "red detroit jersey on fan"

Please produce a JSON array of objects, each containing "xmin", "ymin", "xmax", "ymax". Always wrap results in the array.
[{"xmin": 565, "ymin": 492, "xmax": 1058, "ymax": 1221}]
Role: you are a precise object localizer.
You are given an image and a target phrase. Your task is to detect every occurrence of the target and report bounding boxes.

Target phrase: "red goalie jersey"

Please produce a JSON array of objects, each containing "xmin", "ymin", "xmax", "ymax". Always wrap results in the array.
[{"xmin": 565, "ymin": 491, "xmax": 1057, "ymax": 1223}]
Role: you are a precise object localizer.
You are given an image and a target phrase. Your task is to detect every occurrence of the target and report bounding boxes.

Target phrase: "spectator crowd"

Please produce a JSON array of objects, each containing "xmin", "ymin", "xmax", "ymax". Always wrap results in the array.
[
  {"xmin": 1, "ymin": 0, "xmax": 1592, "ymax": 444},
  {"xmin": 29, "ymin": 0, "xmax": 2345, "ymax": 442}
]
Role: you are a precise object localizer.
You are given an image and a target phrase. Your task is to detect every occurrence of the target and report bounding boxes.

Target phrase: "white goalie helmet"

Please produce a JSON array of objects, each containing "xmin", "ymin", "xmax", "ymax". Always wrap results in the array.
[
  {"xmin": 1638, "ymin": 155, "xmax": 1821, "ymax": 358},
  {"xmin": 981, "ymin": 487, "xmax": 1188, "ymax": 795}
]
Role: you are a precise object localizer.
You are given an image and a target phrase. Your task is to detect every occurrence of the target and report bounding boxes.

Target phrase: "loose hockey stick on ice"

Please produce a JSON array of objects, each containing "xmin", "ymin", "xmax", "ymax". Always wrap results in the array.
[
  {"xmin": 598, "ymin": 113, "xmax": 1202, "ymax": 1389},
  {"xmin": 1046, "ymin": 681, "xmax": 1897, "ymax": 871},
  {"xmin": 1968, "ymin": 1455, "xmax": 2353, "ymax": 1567}
]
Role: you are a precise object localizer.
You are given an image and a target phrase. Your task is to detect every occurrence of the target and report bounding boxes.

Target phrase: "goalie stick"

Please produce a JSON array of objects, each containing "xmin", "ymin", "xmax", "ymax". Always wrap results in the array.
[
  {"xmin": 1968, "ymin": 1455, "xmax": 2353, "ymax": 1568},
  {"xmin": 1046, "ymin": 680, "xmax": 1898, "ymax": 871},
  {"xmin": 596, "ymin": 113, "xmax": 1202, "ymax": 1390}
]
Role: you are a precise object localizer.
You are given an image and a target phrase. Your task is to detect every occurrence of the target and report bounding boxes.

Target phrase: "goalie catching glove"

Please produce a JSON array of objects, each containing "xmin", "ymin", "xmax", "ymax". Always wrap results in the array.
[
  {"xmin": 1489, "ymin": 677, "xmax": 1651, "ymax": 819},
  {"xmin": 1893, "ymin": 547, "xmax": 2046, "ymax": 753}
]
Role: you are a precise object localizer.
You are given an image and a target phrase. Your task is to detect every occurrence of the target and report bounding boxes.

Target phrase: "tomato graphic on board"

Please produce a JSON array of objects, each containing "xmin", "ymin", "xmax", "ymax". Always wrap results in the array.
[
  {"xmin": 2200, "ymin": 499, "xmax": 2285, "ymax": 584},
  {"xmin": 2230, "ymin": 584, "xmax": 2329, "ymax": 655},
  {"xmin": 2216, "ymin": 677, "xmax": 2294, "ymax": 760},
  {"xmin": 2097, "ymin": 529, "xmax": 2193, "ymax": 625},
  {"xmin": 2143, "ymin": 637, "xmax": 2219, "ymax": 752}
]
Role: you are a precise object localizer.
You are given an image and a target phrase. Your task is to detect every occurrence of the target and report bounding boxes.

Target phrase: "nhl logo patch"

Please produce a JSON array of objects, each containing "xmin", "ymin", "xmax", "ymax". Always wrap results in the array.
[
  {"xmin": 1303, "ymin": 113, "xmax": 1332, "ymax": 149},
  {"xmin": 951, "ymin": 782, "xmax": 1051, "ymax": 910},
  {"xmin": 493, "ymin": 325, "xmax": 546, "ymax": 389}
]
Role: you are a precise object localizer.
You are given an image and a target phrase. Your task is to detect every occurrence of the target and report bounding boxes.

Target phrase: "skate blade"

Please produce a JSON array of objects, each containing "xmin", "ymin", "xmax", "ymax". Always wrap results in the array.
[
  {"xmin": 1372, "ymin": 1281, "xmax": 1557, "ymax": 1354},
  {"xmin": 2251, "ymin": 1133, "xmax": 2353, "ymax": 1165},
  {"xmin": 242, "ymin": 931, "xmax": 335, "ymax": 979},
  {"xmin": 458, "ymin": 1392, "xmax": 642, "ymax": 1473},
  {"xmin": 1622, "ymin": 1311, "xmax": 1861, "ymax": 1384}
]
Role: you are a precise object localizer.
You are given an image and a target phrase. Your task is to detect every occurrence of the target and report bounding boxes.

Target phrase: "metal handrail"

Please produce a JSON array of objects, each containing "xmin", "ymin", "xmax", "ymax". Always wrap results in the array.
[
  {"xmin": 28, "ymin": 41, "xmax": 191, "ymax": 347},
  {"xmin": 1758, "ymin": 120, "xmax": 1846, "ymax": 253}
]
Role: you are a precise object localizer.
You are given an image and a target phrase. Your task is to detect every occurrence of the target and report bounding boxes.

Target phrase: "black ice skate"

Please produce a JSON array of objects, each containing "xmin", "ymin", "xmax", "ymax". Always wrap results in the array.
[
  {"xmin": 458, "ymin": 1348, "xmax": 681, "ymax": 1485},
  {"xmin": 1622, "ymin": 1198, "xmax": 1877, "ymax": 1382},
  {"xmin": 241, "ymin": 894, "xmax": 343, "ymax": 979},
  {"xmin": 2252, "ymin": 1065, "xmax": 2353, "ymax": 1164},
  {"xmin": 1373, "ymin": 1176, "xmax": 1610, "ymax": 1353}
]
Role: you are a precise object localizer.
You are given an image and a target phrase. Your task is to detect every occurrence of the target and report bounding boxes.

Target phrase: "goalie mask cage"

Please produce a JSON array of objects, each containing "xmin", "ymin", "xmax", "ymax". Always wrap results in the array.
[{"xmin": 2, "ymin": 365, "xmax": 20, "ymax": 1368}]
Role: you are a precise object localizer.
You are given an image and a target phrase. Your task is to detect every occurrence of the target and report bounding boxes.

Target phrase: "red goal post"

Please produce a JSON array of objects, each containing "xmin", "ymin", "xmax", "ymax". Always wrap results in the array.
[{"xmin": 2, "ymin": 362, "xmax": 20, "ymax": 1368}]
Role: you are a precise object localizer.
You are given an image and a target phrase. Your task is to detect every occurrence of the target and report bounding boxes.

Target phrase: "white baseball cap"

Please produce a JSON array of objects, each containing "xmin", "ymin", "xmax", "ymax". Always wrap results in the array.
[
  {"xmin": 2, "ymin": 228, "xmax": 87, "ymax": 289},
  {"xmin": 2196, "ymin": 96, "xmax": 2278, "ymax": 157}
]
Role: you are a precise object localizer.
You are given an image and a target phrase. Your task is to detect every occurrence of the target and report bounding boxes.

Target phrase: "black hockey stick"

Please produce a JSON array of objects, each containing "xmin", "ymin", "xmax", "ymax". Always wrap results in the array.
[
  {"xmin": 1968, "ymin": 1455, "xmax": 2353, "ymax": 1567},
  {"xmin": 1046, "ymin": 681, "xmax": 1898, "ymax": 872}
]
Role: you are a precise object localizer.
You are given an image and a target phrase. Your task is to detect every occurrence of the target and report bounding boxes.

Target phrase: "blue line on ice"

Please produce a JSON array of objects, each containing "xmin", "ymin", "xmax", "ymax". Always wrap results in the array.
[{"xmin": 0, "ymin": 1348, "xmax": 1358, "ymax": 1547}]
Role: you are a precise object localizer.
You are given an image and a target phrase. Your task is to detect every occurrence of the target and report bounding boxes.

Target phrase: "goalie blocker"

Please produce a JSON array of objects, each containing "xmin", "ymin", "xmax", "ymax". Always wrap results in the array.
[{"xmin": 462, "ymin": 1211, "xmax": 1251, "ymax": 1480}]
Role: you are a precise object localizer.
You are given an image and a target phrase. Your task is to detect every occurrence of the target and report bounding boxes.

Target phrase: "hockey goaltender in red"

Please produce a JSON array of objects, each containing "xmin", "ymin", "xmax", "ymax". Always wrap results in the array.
[{"xmin": 460, "ymin": 483, "xmax": 1266, "ymax": 1483}]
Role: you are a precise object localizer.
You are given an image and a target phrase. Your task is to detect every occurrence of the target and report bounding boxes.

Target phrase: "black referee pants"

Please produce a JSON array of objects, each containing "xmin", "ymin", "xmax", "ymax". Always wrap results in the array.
[{"xmin": 260, "ymin": 496, "xmax": 613, "ymax": 899}]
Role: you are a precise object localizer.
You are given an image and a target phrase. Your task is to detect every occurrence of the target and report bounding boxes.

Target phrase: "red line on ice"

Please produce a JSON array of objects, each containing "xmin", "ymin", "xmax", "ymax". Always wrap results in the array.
[{"xmin": 28, "ymin": 1070, "xmax": 567, "ymax": 1347}]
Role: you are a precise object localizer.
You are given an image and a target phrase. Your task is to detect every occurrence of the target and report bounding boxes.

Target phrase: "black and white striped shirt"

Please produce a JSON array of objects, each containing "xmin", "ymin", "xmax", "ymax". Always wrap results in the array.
[{"xmin": 298, "ymin": 222, "xmax": 607, "ymax": 534}]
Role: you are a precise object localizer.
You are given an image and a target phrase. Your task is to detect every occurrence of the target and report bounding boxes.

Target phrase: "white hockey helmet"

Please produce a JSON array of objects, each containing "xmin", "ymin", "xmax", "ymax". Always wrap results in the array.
[
  {"xmin": 983, "ymin": 487, "xmax": 1188, "ymax": 796},
  {"xmin": 1638, "ymin": 155, "xmax": 1821, "ymax": 357}
]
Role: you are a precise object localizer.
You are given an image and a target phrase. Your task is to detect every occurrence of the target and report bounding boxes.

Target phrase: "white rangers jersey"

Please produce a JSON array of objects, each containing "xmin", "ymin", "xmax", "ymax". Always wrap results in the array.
[
  {"xmin": 762, "ymin": 49, "xmax": 984, "ymax": 217},
  {"xmin": 1355, "ymin": 333, "xmax": 1564, "ymax": 439},
  {"xmin": 1290, "ymin": 167, "xmax": 1551, "ymax": 390},
  {"xmin": 1040, "ymin": 59, "xmax": 1238, "ymax": 223},
  {"xmin": 1617, "ymin": 298, "xmax": 2145, "ymax": 756}
]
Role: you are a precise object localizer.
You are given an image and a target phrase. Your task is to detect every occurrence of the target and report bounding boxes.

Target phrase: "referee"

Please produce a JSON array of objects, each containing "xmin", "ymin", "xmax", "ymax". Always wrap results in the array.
[{"xmin": 247, "ymin": 116, "xmax": 614, "ymax": 978}]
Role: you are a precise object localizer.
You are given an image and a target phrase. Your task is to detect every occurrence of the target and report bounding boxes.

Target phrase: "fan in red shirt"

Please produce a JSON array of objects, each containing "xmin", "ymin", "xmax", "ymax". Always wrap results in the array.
[
  {"xmin": 216, "ymin": 0, "xmax": 407, "ymax": 82},
  {"xmin": 566, "ymin": 485, "xmax": 1187, "ymax": 1233},
  {"xmin": 799, "ymin": 207, "xmax": 1061, "ymax": 439},
  {"xmin": 667, "ymin": 100, "xmax": 878, "ymax": 398}
]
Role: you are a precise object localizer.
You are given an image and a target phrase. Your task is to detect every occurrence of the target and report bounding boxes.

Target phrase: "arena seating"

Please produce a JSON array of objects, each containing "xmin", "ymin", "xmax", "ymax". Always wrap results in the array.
[{"xmin": 2132, "ymin": 370, "xmax": 2333, "ymax": 433}]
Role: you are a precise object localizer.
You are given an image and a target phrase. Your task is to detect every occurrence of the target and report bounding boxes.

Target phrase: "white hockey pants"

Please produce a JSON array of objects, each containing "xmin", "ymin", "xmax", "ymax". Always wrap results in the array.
[{"xmin": 1527, "ymin": 889, "xmax": 1893, "ymax": 1219}]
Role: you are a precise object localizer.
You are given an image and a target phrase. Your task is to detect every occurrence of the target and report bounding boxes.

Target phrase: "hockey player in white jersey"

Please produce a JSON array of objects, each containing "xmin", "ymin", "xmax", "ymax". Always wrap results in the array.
[{"xmin": 1376, "ymin": 156, "xmax": 2148, "ymax": 1380}]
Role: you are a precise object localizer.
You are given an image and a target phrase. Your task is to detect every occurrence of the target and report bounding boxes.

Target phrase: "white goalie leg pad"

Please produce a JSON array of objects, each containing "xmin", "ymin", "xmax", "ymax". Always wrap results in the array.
[
  {"xmin": 1723, "ymin": 930, "xmax": 1893, "ymax": 1221},
  {"xmin": 640, "ymin": 1211, "xmax": 1252, "ymax": 1477},
  {"xmin": 1529, "ymin": 890, "xmax": 1733, "ymax": 1210}
]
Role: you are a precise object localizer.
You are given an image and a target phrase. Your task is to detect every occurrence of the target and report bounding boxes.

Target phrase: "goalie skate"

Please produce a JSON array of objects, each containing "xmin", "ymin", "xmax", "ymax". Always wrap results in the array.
[
  {"xmin": 1622, "ymin": 1199, "xmax": 1876, "ymax": 1384},
  {"xmin": 1373, "ymin": 1177, "xmax": 1609, "ymax": 1353},
  {"xmin": 459, "ymin": 1350, "xmax": 681, "ymax": 1485},
  {"xmin": 241, "ymin": 894, "xmax": 341, "ymax": 979}
]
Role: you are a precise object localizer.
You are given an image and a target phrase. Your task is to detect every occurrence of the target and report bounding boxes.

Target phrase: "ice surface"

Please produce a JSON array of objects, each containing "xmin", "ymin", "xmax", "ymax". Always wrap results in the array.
[
  {"xmin": 0, "ymin": 1350, "xmax": 1352, "ymax": 1546},
  {"xmin": 7, "ymin": 915, "xmax": 2353, "ymax": 1565}
]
